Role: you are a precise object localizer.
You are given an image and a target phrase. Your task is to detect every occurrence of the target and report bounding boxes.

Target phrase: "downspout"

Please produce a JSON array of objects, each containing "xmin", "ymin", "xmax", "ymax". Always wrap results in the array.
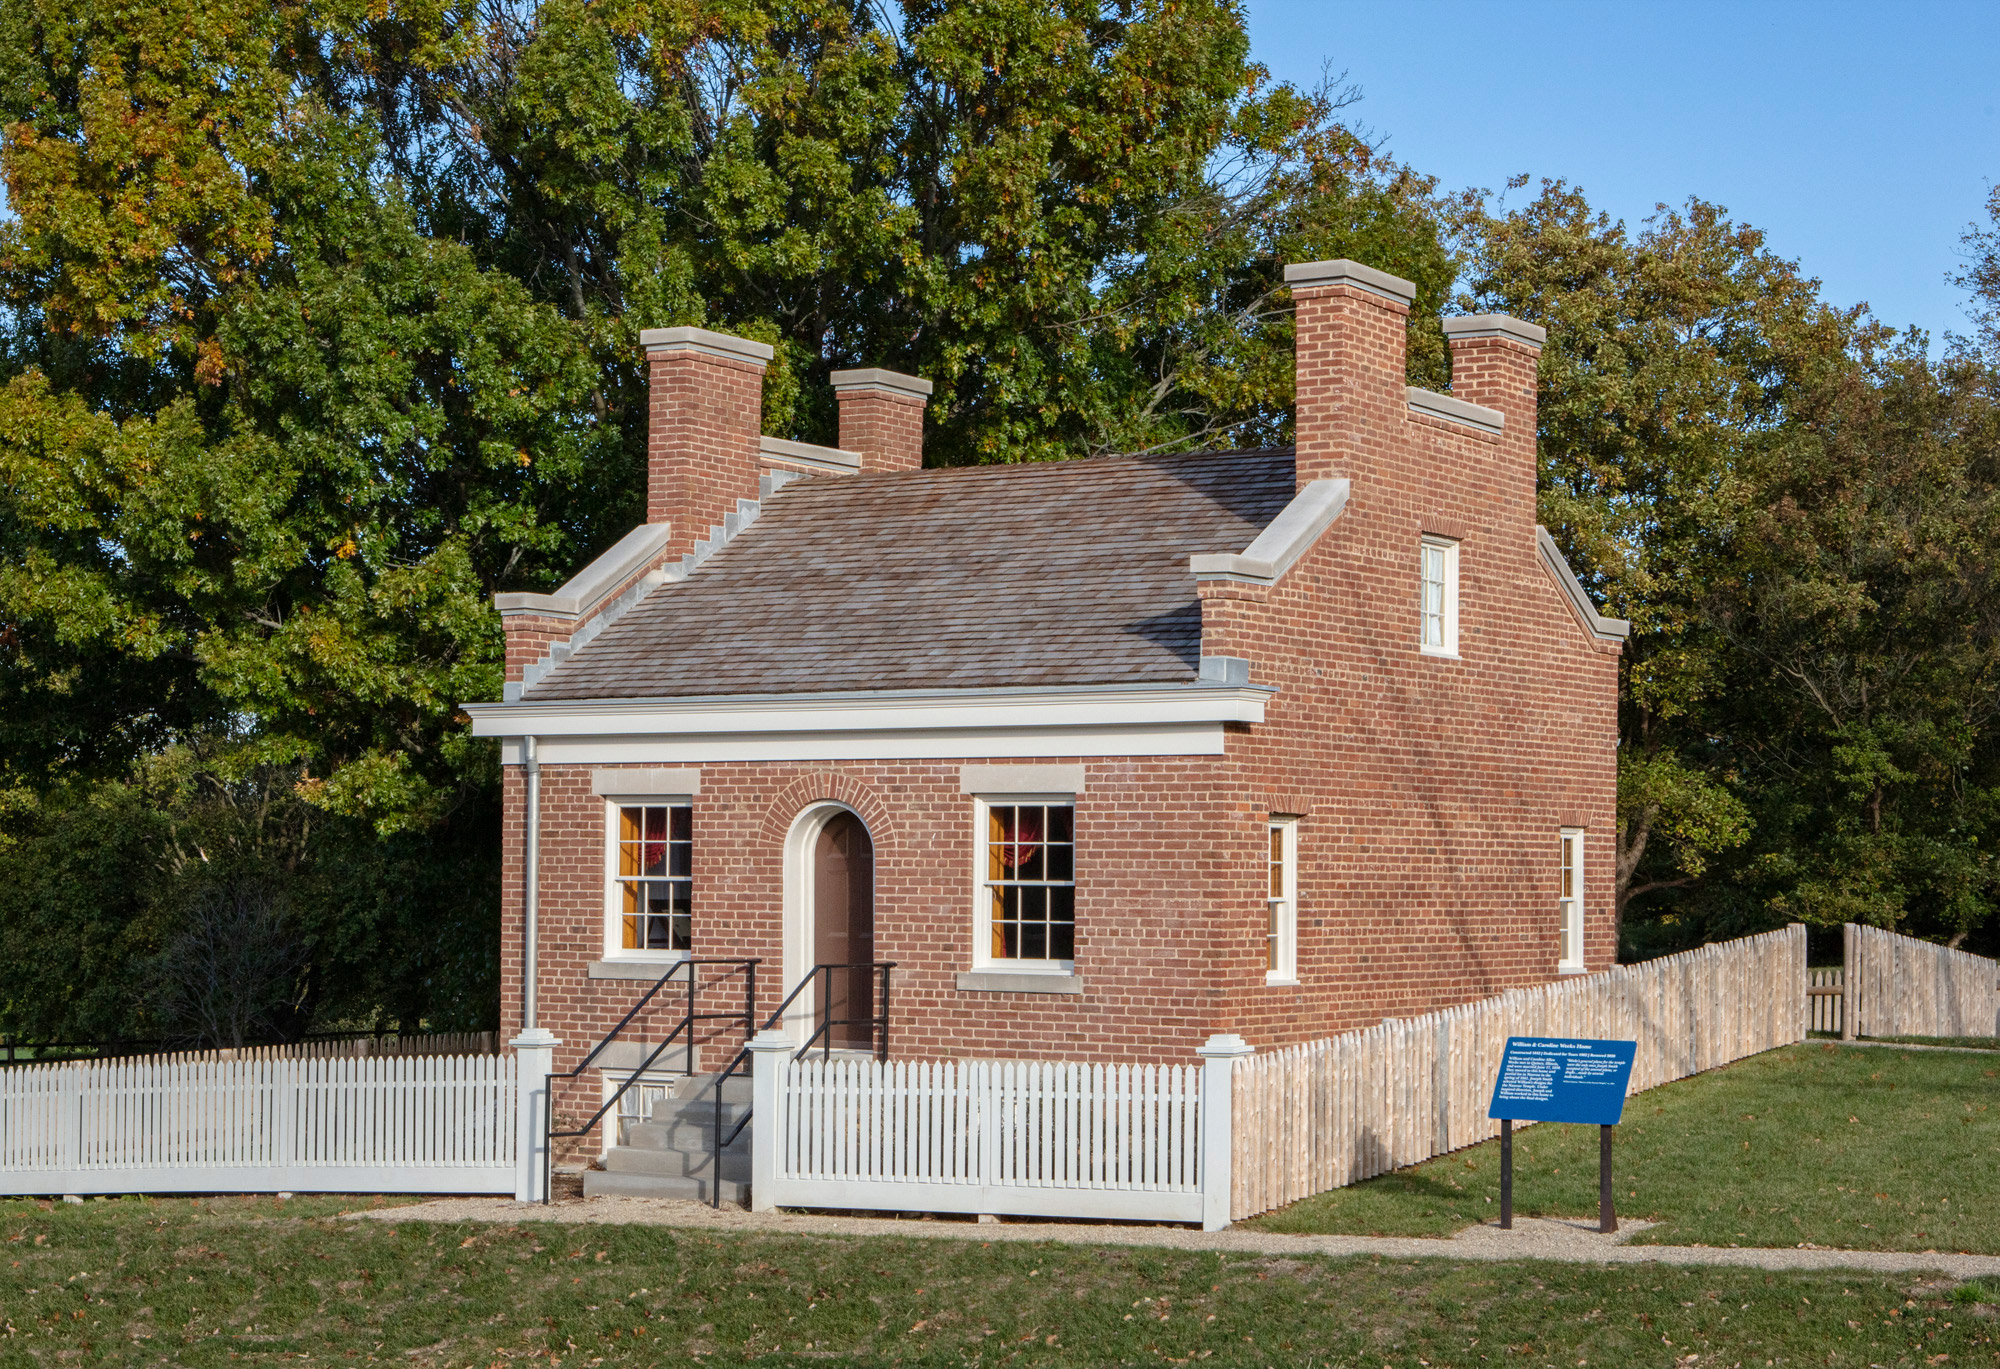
[{"xmin": 522, "ymin": 734, "xmax": 542, "ymax": 1032}]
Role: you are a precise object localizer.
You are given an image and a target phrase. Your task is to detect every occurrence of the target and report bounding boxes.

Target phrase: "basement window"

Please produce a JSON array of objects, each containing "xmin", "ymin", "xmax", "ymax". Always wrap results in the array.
[
  {"xmin": 1420, "ymin": 535, "xmax": 1460, "ymax": 656},
  {"xmin": 608, "ymin": 803, "xmax": 692, "ymax": 957},
  {"xmin": 976, "ymin": 800, "xmax": 1076, "ymax": 969}
]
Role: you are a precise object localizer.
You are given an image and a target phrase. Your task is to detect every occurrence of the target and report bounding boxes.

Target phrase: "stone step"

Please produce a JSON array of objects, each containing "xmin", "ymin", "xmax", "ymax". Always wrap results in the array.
[
  {"xmin": 583, "ymin": 1168, "xmax": 749, "ymax": 1206},
  {"xmin": 603, "ymin": 1144, "xmax": 750, "ymax": 1181}
]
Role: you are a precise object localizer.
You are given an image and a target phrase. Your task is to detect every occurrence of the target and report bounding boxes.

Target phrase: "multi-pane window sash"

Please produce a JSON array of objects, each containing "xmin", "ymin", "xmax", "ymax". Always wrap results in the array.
[
  {"xmin": 617, "ymin": 804, "xmax": 692, "ymax": 953},
  {"xmin": 1421, "ymin": 536, "xmax": 1458, "ymax": 654},
  {"xmin": 985, "ymin": 803, "xmax": 1076, "ymax": 962},
  {"xmin": 1267, "ymin": 818, "xmax": 1297, "ymax": 981},
  {"xmin": 1559, "ymin": 829, "xmax": 1584, "ymax": 969}
]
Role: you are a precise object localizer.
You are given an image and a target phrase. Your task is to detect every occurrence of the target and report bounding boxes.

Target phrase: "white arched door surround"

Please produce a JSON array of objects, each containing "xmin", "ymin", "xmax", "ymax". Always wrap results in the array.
[{"xmin": 780, "ymin": 801, "xmax": 875, "ymax": 1046}]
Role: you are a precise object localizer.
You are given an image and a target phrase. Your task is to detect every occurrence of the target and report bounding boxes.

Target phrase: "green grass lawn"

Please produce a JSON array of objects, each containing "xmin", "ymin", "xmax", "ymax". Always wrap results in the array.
[
  {"xmin": 1247, "ymin": 1042, "xmax": 2000, "ymax": 1251},
  {"xmin": 6, "ymin": 1194, "xmax": 2000, "ymax": 1366}
]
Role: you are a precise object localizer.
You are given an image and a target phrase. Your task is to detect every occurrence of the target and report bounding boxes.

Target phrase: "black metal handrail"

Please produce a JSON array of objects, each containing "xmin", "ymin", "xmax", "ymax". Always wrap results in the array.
[
  {"xmin": 542, "ymin": 957, "xmax": 758, "ymax": 1205},
  {"xmin": 708, "ymin": 961, "xmax": 894, "ymax": 1207}
]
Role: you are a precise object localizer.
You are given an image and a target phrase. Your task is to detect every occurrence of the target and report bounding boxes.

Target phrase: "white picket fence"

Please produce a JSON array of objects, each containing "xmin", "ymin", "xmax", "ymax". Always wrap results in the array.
[
  {"xmin": 1228, "ymin": 924, "xmax": 1807, "ymax": 1220},
  {"xmin": 0, "ymin": 1053, "xmax": 517, "ymax": 1196},
  {"xmin": 1846, "ymin": 923, "xmax": 1999, "ymax": 1039},
  {"xmin": 751, "ymin": 1050, "xmax": 1215, "ymax": 1223}
]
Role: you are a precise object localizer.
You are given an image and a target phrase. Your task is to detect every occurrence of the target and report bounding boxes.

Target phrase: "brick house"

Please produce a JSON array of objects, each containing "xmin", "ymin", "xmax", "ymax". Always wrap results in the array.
[{"xmin": 466, "ymin": 258, "xmax": 1627, "ymax": 1106}]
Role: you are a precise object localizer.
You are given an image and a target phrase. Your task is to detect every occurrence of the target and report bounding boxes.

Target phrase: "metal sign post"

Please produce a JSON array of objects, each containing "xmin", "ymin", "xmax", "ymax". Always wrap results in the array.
[{"xmin": 1487, "ymin": 1037, "xmax": 1636, "ymax": 1233}]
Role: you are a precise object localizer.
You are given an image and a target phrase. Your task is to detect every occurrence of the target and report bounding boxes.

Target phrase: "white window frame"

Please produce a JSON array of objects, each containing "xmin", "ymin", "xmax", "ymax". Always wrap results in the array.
[
  {"xmin": 601, "ymin": 794, "xmax": 696, "ymax": 964},
  {"xmin": 1420, "ymin": 535, "xmax": 1460, "ymax": 657},
  {"xmin": 1558, "ymin": 827, "xmax": 1586, "ymax": 974},
  {"xmin": 971, "ymin": 794, "xmax": 1077, "ymax": 974},
  {"xmin": 1266, "ymin": 817, "xmax": 1299, "ymax": 985}
]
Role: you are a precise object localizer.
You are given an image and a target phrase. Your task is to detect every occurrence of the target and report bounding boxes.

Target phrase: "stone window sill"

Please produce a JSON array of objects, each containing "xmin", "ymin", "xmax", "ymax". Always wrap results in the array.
[
  {"xmin": 1557, "ymin": 962, "xmax": 1589, "ymax": 977},
  {"xmin": 954, "ymin": 971, "xmax": 1084, "ymax": 996},
  {"xmin": 588, "ymin": 959, "xmax": 684, "ymax": 981},
  {"xmin": 1263, "ymin": 976, "xmax": 1300, "ymax": 988}
]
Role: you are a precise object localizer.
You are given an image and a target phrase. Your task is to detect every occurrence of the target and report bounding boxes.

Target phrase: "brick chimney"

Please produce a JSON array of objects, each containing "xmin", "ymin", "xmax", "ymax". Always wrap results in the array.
[
  {"xmin": 1281, "ymin": 259, "xmax": 1417, "ymax": 495},
  {"xmin": 641, "ymin": 327, "xmax": 774, "ymax": 556},
  {"xmin": 1442, "ymin": 314, "xmax": 1544, "ymax": 527},
  {"xmin": 829, "ymin": 368, "xmax": 931, "ymax": 472}
]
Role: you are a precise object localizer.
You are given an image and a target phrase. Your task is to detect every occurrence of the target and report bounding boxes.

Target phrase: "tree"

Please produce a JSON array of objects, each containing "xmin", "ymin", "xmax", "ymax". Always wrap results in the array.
[{"xmin": 0, "ymin": 0, "xmax": 1449, "ymax": 1036}]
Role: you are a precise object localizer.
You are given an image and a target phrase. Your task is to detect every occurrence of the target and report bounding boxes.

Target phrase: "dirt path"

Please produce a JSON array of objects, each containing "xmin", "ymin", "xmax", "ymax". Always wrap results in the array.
[{"xmin": 347, "ymin": 1196, "xmax": 2000, "ymax": 1278}]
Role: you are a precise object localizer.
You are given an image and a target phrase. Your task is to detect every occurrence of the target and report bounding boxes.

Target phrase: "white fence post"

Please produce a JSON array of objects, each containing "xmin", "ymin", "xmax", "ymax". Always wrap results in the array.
[
  {"xmin": 509, "ymin": 1029, "xmax": 560, "ymax": 1203},
  {"xmin": 746, "ymin": 1031, "xmax": 792, "ymax": 1213},
  {"xmin": 1196, "ymin": 1033, "xmax": 1252, "ymax": 1232}
]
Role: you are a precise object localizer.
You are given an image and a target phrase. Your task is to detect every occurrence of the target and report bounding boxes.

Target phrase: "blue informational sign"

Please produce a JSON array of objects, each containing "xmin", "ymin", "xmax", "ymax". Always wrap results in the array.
[{"xmin": 1487, "ymin": 1037, "xmax": 1637, "ymax": 1126}]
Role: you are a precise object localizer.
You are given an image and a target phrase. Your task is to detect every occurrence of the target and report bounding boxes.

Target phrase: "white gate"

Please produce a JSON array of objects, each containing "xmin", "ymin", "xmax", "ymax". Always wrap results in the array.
[
  {"xmin": 755, "ymin": 1052, "xmax": 1217, "ymax": 1223},
  {"xmin": 0, "ymin": 1053, "xmax": 517, "ymax": 1196}
]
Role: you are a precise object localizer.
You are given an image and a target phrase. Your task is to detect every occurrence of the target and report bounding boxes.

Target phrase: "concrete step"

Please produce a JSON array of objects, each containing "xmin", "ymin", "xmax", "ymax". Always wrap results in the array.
[
  {"xmin": 622, "ymin": 1114, "xmax": 751, "ymax": 1154},
  {"xmin": 664, "ymin": 1072, "xmax": 754, "ymax": 1107},
  {"xmin": 643, "ymin": 1095, "xmax": 752, "ymax": 1130},
  {"xmin": 583, "ymin": 1168, "xmax": 749, "ymax": 1206},
  {"xmin": 603, "ymin": 1145, "xmax": 750, "ymax": 1181}
]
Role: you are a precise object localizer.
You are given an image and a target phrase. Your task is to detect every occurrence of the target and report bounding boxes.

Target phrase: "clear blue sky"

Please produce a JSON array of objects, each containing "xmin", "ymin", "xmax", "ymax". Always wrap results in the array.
[{"xmin": 1244, "ymin": 0, "xmax": 2000, "ymax": 346}]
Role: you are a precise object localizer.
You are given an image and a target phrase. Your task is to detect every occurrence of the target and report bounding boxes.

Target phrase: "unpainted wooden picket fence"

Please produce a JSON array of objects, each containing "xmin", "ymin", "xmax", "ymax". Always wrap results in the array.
[
  {"xmin": 753, "ymin": 1052, "xmax": 1212, "ymax": 1223},
  {"xmin": 1227, "ymin": 924, "xmax": 1807, "ymax": 1221},
  {"xmin": 0, "ymin": 1053, "xmax": 517, "ymax": 1197},
  {"xmin": 1844, "ymin": 923, "xmax": 1999, "ymax": 1040},
  {"xmin": 1807, "ymin": 968, "xmax": 1844, "ymax": 1034}
]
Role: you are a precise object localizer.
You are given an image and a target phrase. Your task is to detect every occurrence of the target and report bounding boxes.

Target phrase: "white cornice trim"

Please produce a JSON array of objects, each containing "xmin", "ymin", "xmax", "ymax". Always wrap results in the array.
[
  {"xmin": 469, "ymin": 682, "xmax": 1272, "ymax": 740},
  {"xmin": 1189, "ymin": 479, "xmax": 1349, "ymax": 586},
  {"xmin": 1537, "ymin": 526, "xmax": 1631, "ymax": 643},
  {"xmin": 1406, "ymin": 386, "xmax": 1504, "ymax": 435}
]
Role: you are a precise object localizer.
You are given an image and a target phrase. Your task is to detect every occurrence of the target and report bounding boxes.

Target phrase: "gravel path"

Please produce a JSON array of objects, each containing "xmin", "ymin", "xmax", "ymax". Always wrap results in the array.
[{"xmin": 346, "ymin": 1196, "xmax": 2000, "ymax": 1278}]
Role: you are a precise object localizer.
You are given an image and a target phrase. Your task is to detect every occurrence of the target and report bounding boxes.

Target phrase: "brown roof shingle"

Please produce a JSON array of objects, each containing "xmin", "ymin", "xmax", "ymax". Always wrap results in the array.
[{"xmin": 525, "ymin": 447, "xmax": 1296, "ymax": 700}]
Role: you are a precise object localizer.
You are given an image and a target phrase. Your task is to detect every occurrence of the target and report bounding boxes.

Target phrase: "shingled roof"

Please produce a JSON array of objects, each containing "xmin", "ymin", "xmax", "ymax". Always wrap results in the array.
[{"xmin": 523, "ymin": 448, "xmax": 1297, "ymax": 700}]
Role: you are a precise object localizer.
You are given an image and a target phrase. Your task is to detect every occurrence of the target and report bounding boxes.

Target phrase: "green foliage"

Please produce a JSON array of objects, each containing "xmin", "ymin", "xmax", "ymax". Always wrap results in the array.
[
  {"xmin": 1457, "ymin": 181, "xmax": 2000, "ymax": 953},
  {"xmin": 0, "ymin": 751, "xmax": 498, "ymax": 1043}
]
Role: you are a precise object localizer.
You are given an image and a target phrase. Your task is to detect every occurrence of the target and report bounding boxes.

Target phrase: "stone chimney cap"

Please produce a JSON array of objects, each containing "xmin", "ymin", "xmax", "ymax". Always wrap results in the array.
[
  {"xmin": 829, "ymin": 367, "xmax": 933, "ymax": 399},
  {"xmin": 1282, "ymin": 258, "xmax": 1416, "ymax": 305},
  {"xmin": 639, "ymin": 326, "xmax": 775, "ymax": 364},
  {"xmin": 1443, "ymin": 314, "xmax": 1546, "ymax": 349}
]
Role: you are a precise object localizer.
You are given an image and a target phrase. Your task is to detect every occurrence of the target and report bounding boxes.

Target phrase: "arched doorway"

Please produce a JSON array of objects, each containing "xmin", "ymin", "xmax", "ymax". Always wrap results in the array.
[{"xmin": 784, "ymin": 805, "xmax": 876, "ymax": 1049}]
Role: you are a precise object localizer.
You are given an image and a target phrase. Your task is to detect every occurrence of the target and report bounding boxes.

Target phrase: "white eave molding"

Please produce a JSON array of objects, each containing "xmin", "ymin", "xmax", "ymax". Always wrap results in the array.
[
  {"xmin": 1536, "ymin": 526, "xmax": 1631, "ymax": 643},
  {"xmin": 466, "ymin": 679, "xmax": 1273, "ymax": 765},
  {"xmin": 1188, "ymin": 478, "xmax": 1350, "ymax": 586}
]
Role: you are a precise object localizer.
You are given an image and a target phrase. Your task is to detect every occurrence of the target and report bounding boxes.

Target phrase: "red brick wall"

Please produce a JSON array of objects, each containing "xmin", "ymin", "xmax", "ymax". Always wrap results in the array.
[
  {"xmin": 646, "ymin": 345, "xmax": 767, "ymax": 556},
  {"xmin": 835, "ymin": 388, "xmax": 926, "ymax": 472},
  {"xmin": 496, "ymin": 284, "xmax": 1621, "ymax": 1076}
]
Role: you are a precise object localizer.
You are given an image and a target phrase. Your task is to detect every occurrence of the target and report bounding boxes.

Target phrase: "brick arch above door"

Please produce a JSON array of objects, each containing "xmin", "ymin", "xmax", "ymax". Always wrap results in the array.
[{"xmin": 756, "ymin": 771, "xmax": 902, "ymax": 852}]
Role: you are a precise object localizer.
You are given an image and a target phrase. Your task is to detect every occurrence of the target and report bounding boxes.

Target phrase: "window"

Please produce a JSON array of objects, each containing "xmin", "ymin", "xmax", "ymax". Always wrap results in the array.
[
  {"xmin": 1266, "ymin": 817, "xmax": 1298, "ymax": 983},
  {"xmin": 1420, "ymin": 536, "xmax": 1460, "ymax": 656},
  {"xmin": 611, "ymin": 803, "xmax": 691, "ymax": 955},
  {"xmin": 978, "ymin": 801, "xmax": 1075, "ymax": 966},
  {"xmin": 1558, "ymin": 828, "xmax": 1585, "ymax": 972}
]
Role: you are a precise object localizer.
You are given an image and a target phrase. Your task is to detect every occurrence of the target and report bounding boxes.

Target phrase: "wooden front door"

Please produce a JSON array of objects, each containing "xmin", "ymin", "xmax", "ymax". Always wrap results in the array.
[{"xmin": 812, "ymin": 811, "xmax": 875, "ymax": 1049}]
